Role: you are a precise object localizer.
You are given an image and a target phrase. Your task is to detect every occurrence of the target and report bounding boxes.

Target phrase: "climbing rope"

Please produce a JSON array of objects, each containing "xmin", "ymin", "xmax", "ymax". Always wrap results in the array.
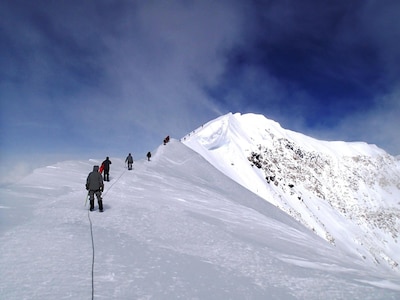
[
  {"xmin": 86, "ymin": 167, "xmax": 127, "ymax": 299},
  {"xmin": 88, "ymin": 209, "xmax": 95, "ymax": 300},
  {"xmin": 102, "ymin": 168, "xmax": 127, "ymax": 197}
]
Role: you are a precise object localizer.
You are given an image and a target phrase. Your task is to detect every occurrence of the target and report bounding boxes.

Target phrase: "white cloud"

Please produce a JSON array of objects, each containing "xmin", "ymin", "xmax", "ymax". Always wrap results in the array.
[{"xmin": 305, "ymin": 87, "xmax": 400, "ymax": 156}]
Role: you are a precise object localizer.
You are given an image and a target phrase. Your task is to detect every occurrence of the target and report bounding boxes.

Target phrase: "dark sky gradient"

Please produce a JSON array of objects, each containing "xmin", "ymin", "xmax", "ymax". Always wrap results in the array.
[
  {"xmin": 1, "ymin": 0, "xmax": 400, "ymax": 184},
  {"xmin": 210, "ymin": 1, "xmax": 390, "ymax": 123}
]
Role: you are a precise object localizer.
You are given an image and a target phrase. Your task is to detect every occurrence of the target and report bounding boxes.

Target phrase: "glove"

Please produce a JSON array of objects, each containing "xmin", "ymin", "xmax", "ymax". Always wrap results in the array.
[
  {"xmin": 86, "ymin": 184, "xmax": 89, "ymax": 191},
  {"xmin": 100, "ymin": 185, "xmax": 104, "ymax": 192}
]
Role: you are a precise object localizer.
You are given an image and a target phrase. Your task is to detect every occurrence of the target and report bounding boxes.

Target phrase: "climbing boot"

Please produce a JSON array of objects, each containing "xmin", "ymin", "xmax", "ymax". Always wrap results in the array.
[{"xmin": 98, "ymin": 200, "xmax": 104, "ymax": 212}]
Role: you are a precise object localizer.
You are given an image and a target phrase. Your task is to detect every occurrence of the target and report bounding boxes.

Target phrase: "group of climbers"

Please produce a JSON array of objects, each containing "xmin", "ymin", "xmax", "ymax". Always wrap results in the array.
[
  {"xmin": 86, "ymin": 149, "xmax": 155, "ymax": 212},
  {"xmin": 125, "ymin": 151, "xmax": 151, "ymax": 169},
  {"xmin": 86, "ymin": 135, "xmax": 170, "ymax": 212}
]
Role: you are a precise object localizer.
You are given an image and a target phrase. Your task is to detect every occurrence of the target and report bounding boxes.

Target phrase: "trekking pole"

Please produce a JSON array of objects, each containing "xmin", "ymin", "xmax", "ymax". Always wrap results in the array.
[{"xmin": 85, "ymin": 192, "xmax": 89, "ymax": 207}]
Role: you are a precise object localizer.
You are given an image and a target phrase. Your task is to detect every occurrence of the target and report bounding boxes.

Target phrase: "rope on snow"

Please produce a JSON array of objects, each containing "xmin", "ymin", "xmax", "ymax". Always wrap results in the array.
[
  {"xmin": 103, "ymin": 168, "xmax": 127, "ymax": 197},
  {"xmin": 88, "ymin": 209, "xmax": 95, "ymax": 300},
  {"xmin": 86, "ymin": 167, "xmax": 127, "ymax": 299}
]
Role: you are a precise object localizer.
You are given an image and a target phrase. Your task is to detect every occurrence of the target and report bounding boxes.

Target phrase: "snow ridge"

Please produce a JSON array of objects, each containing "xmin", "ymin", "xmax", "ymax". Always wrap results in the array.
[
  {"xmin": 183, "ymin": 112, "xmax": 400, "ymax": 271},
  {"xmin": 1, "ymin": 113, "xmax": 400, "ymax": 298}
]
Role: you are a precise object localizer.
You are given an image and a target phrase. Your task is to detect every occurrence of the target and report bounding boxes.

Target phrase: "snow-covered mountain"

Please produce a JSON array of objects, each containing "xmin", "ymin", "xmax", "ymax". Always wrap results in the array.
[
  {"xmin": 1, "ymin": 113, "xmax": 400, "ymax": 299},
  {"xmin": 183, "ymin": 112, "xmax": 400, "ymax": 272}
]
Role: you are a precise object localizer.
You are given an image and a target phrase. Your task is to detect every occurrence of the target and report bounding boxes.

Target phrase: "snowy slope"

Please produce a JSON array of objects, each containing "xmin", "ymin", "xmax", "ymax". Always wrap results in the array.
[
  {"xmin": 183, "ymin": 112, "xmax": 400, "ymax": 272},
  {"xmin": 1, "ymin": 140, "xmax": 400, "ymax": 299}
]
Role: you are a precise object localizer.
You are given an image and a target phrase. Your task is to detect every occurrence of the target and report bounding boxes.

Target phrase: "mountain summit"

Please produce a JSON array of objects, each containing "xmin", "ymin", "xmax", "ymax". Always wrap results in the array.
[{"xmin": 183, "ymin": 112, "xmax": 400, "ymax": 271}]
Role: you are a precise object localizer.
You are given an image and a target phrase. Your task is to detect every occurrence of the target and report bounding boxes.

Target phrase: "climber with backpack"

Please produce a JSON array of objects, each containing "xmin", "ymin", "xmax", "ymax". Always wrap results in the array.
[{"xmin": 125, "ymin": 153, "xmax": 134, "ymax": 170}]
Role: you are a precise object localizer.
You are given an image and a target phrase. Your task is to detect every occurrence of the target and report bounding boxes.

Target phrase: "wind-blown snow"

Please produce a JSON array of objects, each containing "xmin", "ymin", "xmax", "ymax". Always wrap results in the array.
[
  {"xmin": 183, "ymin": 112, "xmax": 400, "ymax": 272},
  {"xmin": 1, "ymin": 117, "xmax": 400, "ymax": 299}
]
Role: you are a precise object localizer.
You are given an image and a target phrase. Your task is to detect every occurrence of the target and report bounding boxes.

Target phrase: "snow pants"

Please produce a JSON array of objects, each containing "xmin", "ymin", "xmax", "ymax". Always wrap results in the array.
[
  {"xmin": 103, "ymin": 170, "xmax": 110, "ymax": 181},
  {"xmin": 89, "ymin": 190, "xmax": 103, "ymax": 210}
]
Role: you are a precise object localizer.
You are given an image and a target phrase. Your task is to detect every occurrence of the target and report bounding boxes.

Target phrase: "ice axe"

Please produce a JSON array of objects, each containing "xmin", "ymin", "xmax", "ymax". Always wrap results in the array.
[{"xmin": 84, "ymin": 192, "xmax": 89, "ymax": 207}]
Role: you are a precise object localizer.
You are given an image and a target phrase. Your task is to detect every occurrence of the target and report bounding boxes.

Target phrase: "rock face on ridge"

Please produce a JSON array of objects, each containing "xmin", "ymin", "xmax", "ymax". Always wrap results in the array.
[{"xmin": 183, "ymin": 112, "xmax": 400, "ymax": 271}]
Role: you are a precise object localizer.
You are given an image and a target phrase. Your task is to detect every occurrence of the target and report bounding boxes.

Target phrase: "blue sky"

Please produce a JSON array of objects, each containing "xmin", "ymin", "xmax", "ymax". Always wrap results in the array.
[{"xmin": 1, "ymin": 0, "xmax": 400, "ymax": 184}]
